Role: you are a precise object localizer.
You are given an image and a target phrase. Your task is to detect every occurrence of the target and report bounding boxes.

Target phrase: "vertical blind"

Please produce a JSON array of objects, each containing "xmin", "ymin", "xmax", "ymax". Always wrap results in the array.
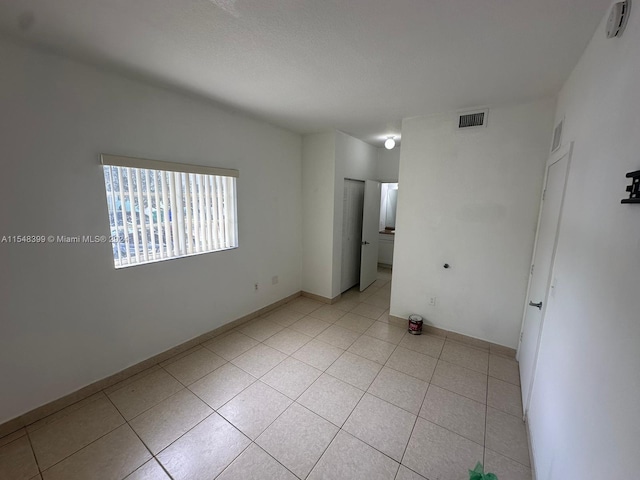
[{"xmin": 101, "ymin": 154, "xmax": 238, "ymax": 268}]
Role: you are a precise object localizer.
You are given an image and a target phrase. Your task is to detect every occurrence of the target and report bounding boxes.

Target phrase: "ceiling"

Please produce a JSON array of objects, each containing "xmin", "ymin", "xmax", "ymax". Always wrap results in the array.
[{"xmin": 0, "ymin": 0, "xmax": 611, "ymax": 146}]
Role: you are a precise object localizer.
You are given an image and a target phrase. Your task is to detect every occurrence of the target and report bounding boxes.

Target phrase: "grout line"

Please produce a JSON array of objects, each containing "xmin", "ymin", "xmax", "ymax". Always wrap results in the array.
[{"xmin": 24, "ymin": 428, "xmax": 42, "ymax": 477}]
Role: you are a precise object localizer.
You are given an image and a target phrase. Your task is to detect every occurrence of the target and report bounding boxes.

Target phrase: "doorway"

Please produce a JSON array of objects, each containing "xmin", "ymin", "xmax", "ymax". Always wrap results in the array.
[
  {"xmin": 341, "ymin": 179, "xmax": 365, "ymax": 292},
  {"xmin": 518, "ymin": 142, "xmax": 573, "ymax": 416},
  {"xmin": 378, "ymin": 183, "xmax": 398, "ymax": 266}
]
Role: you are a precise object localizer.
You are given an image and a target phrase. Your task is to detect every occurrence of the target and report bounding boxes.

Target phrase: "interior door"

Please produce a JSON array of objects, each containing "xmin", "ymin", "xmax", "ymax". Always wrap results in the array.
[
  {"xmin": 341, "ymin": 180, "xmax": 365, "ymax": 292},
  {"xmin": 518, "ymin": 143, "xmax": 572, "ymax": 415},
  {"xmin": 359, "ymin": 180, "xmax": 381, "ymax": 291}
]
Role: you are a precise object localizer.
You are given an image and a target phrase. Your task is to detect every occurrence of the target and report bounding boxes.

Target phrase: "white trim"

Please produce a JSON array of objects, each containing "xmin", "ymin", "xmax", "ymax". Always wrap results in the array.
[{"xmin": 101, "ymin": 154, "xmax": 239, "ymax": 178}]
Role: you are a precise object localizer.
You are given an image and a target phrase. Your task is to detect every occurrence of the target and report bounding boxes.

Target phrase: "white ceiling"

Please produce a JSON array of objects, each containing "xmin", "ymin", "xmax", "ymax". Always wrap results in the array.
[{"xmin": 0, "ymin": 0, "xmax": 611, "ymax": 146}]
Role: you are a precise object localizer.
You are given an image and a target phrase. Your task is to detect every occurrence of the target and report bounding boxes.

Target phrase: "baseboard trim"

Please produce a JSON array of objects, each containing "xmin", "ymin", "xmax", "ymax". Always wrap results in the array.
[
  {"xmin": 388, "ymin": 315, "xmax": 517, "ymax": 357},
  {"xmin": 301, "ymin": 291, "xmax": 341, "ymax": 305},
  {"xmin": 0, "ymin": 291, "xmax": 301, "ymax": 440}
]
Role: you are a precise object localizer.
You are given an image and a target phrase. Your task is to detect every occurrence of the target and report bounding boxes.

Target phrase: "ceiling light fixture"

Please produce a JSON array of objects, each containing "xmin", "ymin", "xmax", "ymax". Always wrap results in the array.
[{"xmin": 384, "ymin": 136, "xmax": 396, "ymax": 150}]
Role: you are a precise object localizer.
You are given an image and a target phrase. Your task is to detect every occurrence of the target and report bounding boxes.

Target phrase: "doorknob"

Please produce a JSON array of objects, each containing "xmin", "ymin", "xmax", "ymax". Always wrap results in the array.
[
  {"xmin": 361, "ymin": 241, "xmax": 370, "ymax": 245},
  {"xmin": 528, "ymin": 301, "xmax": 543, "ymax": 310}
]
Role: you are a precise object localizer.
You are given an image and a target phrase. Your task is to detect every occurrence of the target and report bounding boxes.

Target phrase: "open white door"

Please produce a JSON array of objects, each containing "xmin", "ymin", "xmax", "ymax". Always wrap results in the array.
[
  {"xmin": 518, "ymin": 142, "xmax": 572, "ymax": 415},
  {"xmin": 359, "ymin": 180, "xmax": 381, "ymax": 291}
]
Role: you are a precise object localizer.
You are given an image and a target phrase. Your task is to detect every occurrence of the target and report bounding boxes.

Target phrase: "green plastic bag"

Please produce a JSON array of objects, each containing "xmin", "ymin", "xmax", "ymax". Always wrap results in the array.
[{"xmin": 469, "ymin": 462, "xmax": 498, "ymax": 480}]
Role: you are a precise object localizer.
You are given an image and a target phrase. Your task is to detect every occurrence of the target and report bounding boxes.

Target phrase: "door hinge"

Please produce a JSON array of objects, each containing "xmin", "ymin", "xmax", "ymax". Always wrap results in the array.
[
  {"xmin": 542, "ymin": 189, "xmax": 546, "ymax": 200},
  {"xmin": 530, "ymin": 264, "xmax": 534, "ymax": 275},
  {"xmin": 520, "ymin": 332, "xmax": 524, "ymax": 342}
]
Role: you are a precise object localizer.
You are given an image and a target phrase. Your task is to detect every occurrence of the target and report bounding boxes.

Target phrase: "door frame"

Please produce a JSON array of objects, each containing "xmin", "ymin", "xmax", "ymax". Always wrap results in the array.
[{"xmin": 517, "ymin": 141, "xmax": 573, "ymax": 416}]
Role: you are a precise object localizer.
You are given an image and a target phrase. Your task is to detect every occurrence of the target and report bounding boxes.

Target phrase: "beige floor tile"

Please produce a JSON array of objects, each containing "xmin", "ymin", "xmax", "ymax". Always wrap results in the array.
[
  {"xmin": 385, "ymin": 346, "xmax": 437, "ymax": 382},
  {"xmin": 107, "ymin": 369, "xmax": 183, "ymax": 420},
  {"xmin": 341, "ymin": 289, "xmax": 374, "ymax": 302},
  {"xmin": 403, "ymin": 419, "xmax": 483, "ymax": 480},
  {"xmin": 0, "ymin": 435, "xmax": 39, "ymax": 480},
  {"xmin": 27, "ymin": 392, "xmax": 107, "ymax": 433},
  {"xmin": 104, "ymin": 367, "xmax": 161, "ymax": 396},
  {"xmin": 290, "ymin": 316, "xmax": 332, "ymax": 337},
  {"xmin": 351, "ymin": 303, "xmax": 386, "ymax": 320},
  {"xmin": 307, "ymin": 431, "xmax": 398, "ymax": 480},
  {"xmin": 41, "ymin": 424, "xmax": 151, "ymax": 480},
  {"xmin": 343, "ymin": 394, "xmax": 416, "ymax": 461},
  {"xmin": 419, "ymin": 385, "xmax": 486, "ymax": 445},
  {"xmin": 431, "ymin": 360, "xmax": 488, "ymax": 404},
  {"xmin": 489, "ymin": 355, "xmax": 521, "ymax": 386},
  {"xmin": 486, "ymin": 407, "xmax": 530, "ymax": 467},
  {"xmin": 399, "ymin": 334, "xmax": 445, "ymax": 358},
  {"xmin": 376, "ymin": 310, "xmax": 393, "ymax": 324},
  {"xmin": 30, "ymin": 395, "xmax": 124, "ymax": 470},
  {"xmin": 316, "ymin": 324, "xmax": 361, "ymax": 349},
  {"xmin": 298, "ymin": 374, "xmax": 364, "ymax": 427},
  {"xmin": 307, "ymin": 305, "xmax": 347, "ymax": 323},
  {"xmin": 240, "ymin": 319, "xmax": 284, "ymax": 342},
  {"xmin": 257, "ymin": 403, "xmax": 338, "ymax": 478},
  {"xmin": 334, "ymin": 312, "xmax": 376, "ymax": 334},
  {"xmin": 158, "ymin": 346, "xmax": 201, "ymax": 368},
  {"xmin": 484, "ymin": 448, "xmax": 532, "ymax": 480},
  {"xmin": 364, "ymin": 321, "xmax": 406, "ymax": 344},
  {"xmin": 286, "ymin": 297, "xmax": 324, "ymax": 315},
  {"xmin": 362, "ymin": 293, "xmax": 391, "ymax": 310},
  {"xmin": 124, "ymin": 459, "xmax": 170, "ymax": 479},
  {"xmin": 362, "ymin": 294, "xmax": 391, "ymax": 310},
  {"xmin": 489, "ymin": 343, "xmax": 517, "ymax": 358},
  {"xmin": 156, "ymin": 413, "xmax": 250, "ymax": 480},
  {"xmin": 348, "ymin": 335, "xmax": 396, "ymax": 364},
  {"xmin": 218, "ymin": 382, "xmax": 292, "ymax": 439},
  {"xmin": 368, "ymin": 367, "xmax": 428, "ymax": 415},
  {"xmin": 189, "ymin": 363, "xmax": 255, "ymax": 409},
  {"xmin": 129, "ymin": 389, "xmax": 212, "ymax": 454},
  {"xmin": 370, "ymin": 278, "xmax": 390, "ymax": 289},
  {"xmin": 163, "ymin": 348, "xmax": 226, "ymax": 386},
  {"xmin": 264, "ymin": 328, "xmax": 313, "ymax": 355},
  {"xmin": 440, "ymin": 341, "xmax": 489, "ymax": 374},
  {"xmin": 292, "ymin": 339, "xmax": 344, "ymax": 370},
  {"xmin": 326, "ymin": 352, "xmax": 382, "ymax": 390},
  {"xmin": 0, "ymin": 428, "xmax": 27, "ymax": 448},
  {"xmin": 261, "ymin": 357, "xmax": 322, "ymax": 399},
  {"xmin": 230, "ymin": 344, "xmax": 287, "ymax": 377},
  {"xmin": 488, "ymin": 377, "xmax": 523, "ymax": 417},
  {"xmin": 265, "ymin": 307, "xmax": 307, "ymax": 327},
  {"xmin": 202, "ymin": 332, "xmax": 259, "ymax": 360},
  {"xmin": 395, "ymin": 465, "xmax": 427, "ymax": 480},
  {"xmin": 331, "ymin": 298, "xmax": 361, "ymax": 312},
  {"xmin": 446, "ymin": 333, "xmax": 490, "ymax": 352},
  {"xmin": 217, "ymin": 444, "xmax": 297, "ymax": 480}
]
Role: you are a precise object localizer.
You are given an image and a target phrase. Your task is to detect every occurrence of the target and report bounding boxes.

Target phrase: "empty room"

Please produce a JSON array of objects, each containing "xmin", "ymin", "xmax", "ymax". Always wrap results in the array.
[{"xmin": 0, "ymin": 1, "xmax": 638, "ymax": 479}]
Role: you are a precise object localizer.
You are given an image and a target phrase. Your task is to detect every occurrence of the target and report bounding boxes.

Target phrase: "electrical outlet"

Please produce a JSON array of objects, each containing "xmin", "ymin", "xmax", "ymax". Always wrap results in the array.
[
  {"xmin": 272, "ymin": 275, "xmax": 279, "ymax": 285},
  {"xmin": 428, "ymin": 296, "xmax": 437, "ymax": 306},
  {"xmin": 254, "ymin": 283, "xmax": 259, "ymax": 291}
]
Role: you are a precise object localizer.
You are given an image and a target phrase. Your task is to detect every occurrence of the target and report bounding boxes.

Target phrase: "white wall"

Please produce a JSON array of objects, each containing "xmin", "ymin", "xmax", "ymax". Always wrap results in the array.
[
  {"xmin": 301, "ymin": 132, "xmax": 336, "ymax": 299},
  {"xmin": 377, "ymin": 146, "xmax": 401, "ymax": 182},
  {"xmin": 527, "ymin": 6, "xmax": 640, "ymax": 478},
  {"xmin": 0, "ymin": 41, "xmax": 302, "ymax": 423},
  {"xmin": 332, "ymin": 131, "xmax": 378, "ymax": 297},
  {"xmin": 300, "ymin": 130, "xmax": 378, "ymax": 299},
  {"xmin": 393, "ymin": 98, "xmax": 555, "ymax": 347}
]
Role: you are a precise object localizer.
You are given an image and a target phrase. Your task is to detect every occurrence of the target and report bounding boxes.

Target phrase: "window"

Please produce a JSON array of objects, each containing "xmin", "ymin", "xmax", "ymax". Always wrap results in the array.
[{"xmin": 101, "ymin": 154, "xmax": 238, "ymax": 268}]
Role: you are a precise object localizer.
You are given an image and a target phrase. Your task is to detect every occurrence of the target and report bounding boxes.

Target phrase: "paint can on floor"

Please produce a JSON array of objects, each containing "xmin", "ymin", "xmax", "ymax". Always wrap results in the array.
[{"xmin": 408, "ymin": 314, "xmax": 423, "ymax": 335}]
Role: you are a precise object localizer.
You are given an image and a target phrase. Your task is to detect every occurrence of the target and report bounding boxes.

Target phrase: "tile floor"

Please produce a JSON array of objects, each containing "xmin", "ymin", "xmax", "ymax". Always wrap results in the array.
[{"xmin": 0, "ymin": 268, "xmax": 532, "ymax": 480}]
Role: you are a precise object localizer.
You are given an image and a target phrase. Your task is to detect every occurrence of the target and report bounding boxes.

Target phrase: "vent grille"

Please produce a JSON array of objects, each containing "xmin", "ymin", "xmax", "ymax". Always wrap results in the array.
[
  {"xmin": 458, "ymin": 112, "xmax": 485, "ymax": 128},
  {"xmin": 551, "ymin": 120, "xmax": 563, "ymax": 152}
]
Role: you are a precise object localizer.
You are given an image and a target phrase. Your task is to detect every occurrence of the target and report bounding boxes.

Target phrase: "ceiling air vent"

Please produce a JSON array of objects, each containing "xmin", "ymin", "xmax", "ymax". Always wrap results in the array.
[
  {"xmin": 551, "ymin": 119, "xmax": 563, "ymax": 153},
  {"xmin": 457, "ymin": 109, "xmax": 488, "ymax": 130}
]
